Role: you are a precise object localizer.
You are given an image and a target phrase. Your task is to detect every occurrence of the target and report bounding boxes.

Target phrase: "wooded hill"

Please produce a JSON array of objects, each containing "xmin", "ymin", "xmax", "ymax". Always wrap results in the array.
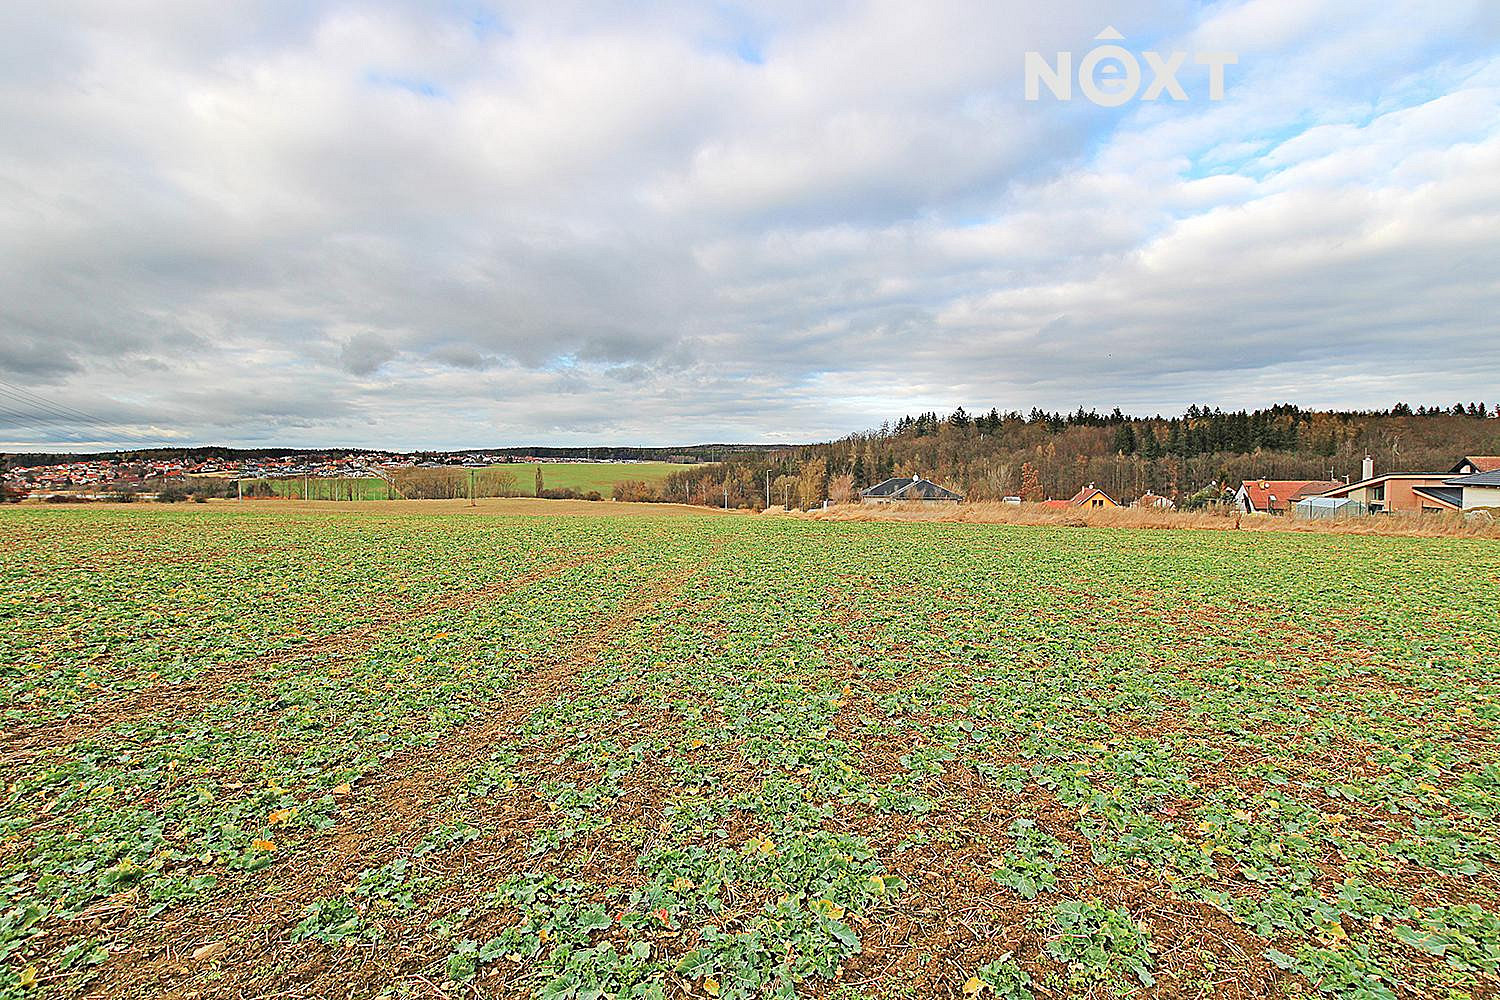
[{"xmin": 633, "ymin": 403, "xmax": 1500, "ymax": 509}]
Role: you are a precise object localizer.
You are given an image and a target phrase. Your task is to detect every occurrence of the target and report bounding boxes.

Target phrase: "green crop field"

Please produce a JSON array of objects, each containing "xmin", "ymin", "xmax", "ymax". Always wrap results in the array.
[
  {"xmin": 2, "ymin": 506, "xmax": 1498, "ymax": 1000},
  {"xmin": 243, "ymin": 463, "xmax": 679, "ymax": 501},
  {"xmin": 507, "ymin": 462, "xmax": 681, "ymax": 496}
]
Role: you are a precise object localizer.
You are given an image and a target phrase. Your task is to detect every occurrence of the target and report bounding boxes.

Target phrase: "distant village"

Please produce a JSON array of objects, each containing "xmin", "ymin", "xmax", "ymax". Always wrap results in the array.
[{"xmin": 0, "ymin": 452, "xmax": 655, "ymax": 500}]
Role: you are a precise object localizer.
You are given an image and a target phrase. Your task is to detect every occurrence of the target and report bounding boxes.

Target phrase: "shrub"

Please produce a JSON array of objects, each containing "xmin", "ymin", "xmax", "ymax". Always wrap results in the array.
[
  {"xmin": 183, "ymin": 477, "xmax": 234, "ymax": 499},
  {"xmin": 613, "ymin": 480, "xmax": 662, "ymax": 503},
  {"xmin": 537, "ymin": 487, "xmax": 605, "ymax": 501}
]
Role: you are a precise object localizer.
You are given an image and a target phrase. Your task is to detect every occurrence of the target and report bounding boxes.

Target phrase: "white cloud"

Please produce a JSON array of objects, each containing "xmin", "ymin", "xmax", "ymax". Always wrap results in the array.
[{"xmin": 0, "ymin": 0, "xmax": 1496, "ymax": 448}]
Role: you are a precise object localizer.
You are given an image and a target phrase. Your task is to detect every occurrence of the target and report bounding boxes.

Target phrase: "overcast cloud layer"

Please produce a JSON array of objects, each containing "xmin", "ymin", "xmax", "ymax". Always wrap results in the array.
[{"xmin": 2, "ymin": 1, "xmax": 1498, "ymax": 449}]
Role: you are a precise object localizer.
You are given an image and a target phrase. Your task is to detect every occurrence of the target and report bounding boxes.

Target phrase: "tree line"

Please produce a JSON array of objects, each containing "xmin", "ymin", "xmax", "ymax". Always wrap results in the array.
[{"xmin": 615, "ymin": 402, "xmax": 1500, "ymax": 510}]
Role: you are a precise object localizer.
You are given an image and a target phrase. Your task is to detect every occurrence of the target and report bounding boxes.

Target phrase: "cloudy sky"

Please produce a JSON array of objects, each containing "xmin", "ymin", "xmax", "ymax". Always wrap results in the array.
[{"xmin": 2, "ymin": 1, "xmax": 1498, "ymax": 449}]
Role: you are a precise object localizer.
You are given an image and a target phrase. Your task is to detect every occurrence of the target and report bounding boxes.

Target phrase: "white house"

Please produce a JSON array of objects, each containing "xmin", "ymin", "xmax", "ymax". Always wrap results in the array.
[{"xmin": 1444, "ymin": 469, "xmax": 1500, "ymax": 511}]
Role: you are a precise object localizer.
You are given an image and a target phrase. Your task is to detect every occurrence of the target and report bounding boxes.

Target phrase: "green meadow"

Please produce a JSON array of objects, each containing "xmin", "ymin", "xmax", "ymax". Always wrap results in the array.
[
  {"xmin": 506, "ymin": 461, "xmax": 681, "ymax": 496},
  {"xmin": 244, "ymin": 461, "xmax": 680, "ymax": 500}
]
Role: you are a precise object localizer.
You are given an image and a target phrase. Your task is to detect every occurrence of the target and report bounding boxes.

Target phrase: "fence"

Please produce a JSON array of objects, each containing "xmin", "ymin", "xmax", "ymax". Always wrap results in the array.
[{"xmin": 1293, "ymin": 496, "xmax": 1368, "ymax": 519}]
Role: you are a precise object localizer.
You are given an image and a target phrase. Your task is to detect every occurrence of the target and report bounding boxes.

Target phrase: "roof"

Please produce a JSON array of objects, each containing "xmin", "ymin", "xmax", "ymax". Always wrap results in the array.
[
  {"xmin": 1295, "ymin": 496, "xmax": 1362, "ymax": 508},
  {"xmin": 1040, "ymin": 499, "xmax": 1072, "ymax": 509},
  {"xmin": 1450, "ymin": 456, "xmax": 1500, "ymax": 474},
  {"xmin": 1410, "ymin": 485, "xmax": 1463, "ymax": 509},
  {"xmin": 860, "ymin": 476, "xmax": 911, "ymax": 498},
  {"xmin": 1238, "ymin": 480, "xmax": 1343, "ymax": 511},
  {"xmin": 1068, "ymin": 485, "xmax": 1115, "ymax": 506},
  {"xmin": 897, "ymin": 479, "xmax": 964, "ymax": 500},
  {"xmin": 860, "ymin": 476, "xmax": 964, "ymax": 500},
  {"xmin": 1320, "ymin": 473, "xmax": 1453, "ymax": 497},
  {"xmin": 1136, "ymin": 493, "xmax": 1173, "ymax": 507},
  {"xmin": 1446, "ymin": 469, "xmax": 1500, "ymax": 487}
]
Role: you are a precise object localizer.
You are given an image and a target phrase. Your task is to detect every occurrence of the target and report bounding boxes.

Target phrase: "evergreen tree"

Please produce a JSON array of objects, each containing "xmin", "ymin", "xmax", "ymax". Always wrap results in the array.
[
  {"xmin": 1141, "ymin": 428, "xmax": 1163, "ymax": 461},
  {"xmin": 1113, "ymin": 423, "xmax": 1137, "ymax": 455}
]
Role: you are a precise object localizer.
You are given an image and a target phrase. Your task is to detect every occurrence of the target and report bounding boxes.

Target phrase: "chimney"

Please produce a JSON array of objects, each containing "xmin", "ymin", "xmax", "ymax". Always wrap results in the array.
[{"xmin": 1362, "ymin": 455, "xmax": 1374, "ymax": 481}]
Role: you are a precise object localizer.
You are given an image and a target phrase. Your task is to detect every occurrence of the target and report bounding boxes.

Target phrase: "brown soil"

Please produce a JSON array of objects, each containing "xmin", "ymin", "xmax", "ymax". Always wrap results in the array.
[
  {"xmin": 22, "ymin": 496, "xmax": 747, "ymax": 519},
  {"xmin": 0, "ymin": 547, "xmax": 625, "ymax": 769},
  {"xmin": 80, "ymin": 544, "xmax": 724, "ymax": 1000}
]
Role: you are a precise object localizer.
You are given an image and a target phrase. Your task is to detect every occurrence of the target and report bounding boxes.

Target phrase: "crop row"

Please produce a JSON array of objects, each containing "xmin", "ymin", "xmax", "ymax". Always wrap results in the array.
[{"xmin": 0, "ymin": 507, "xmax": 1497, "ymax": 1000}]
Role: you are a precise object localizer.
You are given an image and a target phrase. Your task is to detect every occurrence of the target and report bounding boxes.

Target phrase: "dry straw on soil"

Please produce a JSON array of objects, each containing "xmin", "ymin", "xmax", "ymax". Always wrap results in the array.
[{"xmin": 798, "ymin": 500, "xmax": 1500, "ymax": 539}]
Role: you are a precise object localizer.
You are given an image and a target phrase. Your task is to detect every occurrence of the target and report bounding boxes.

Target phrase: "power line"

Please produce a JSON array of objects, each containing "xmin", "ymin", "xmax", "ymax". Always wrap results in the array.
[
  {"xmin": 0, "ymin": 377, "xmax": 135, "ymax": 427},
  {"xmin": 0, "ymin": 379, "xmax": 123, "ymax": 427},
  {"xmin": 0, "ymin": 401, "xmax": 113, "ymax": 443},
  {"xmin": 0, "ymin": 395, "xmax": 107, "ymax": 433},
  {"xmin": 0, "ymin": 377, "xmax": 164, "ymax": 448}
]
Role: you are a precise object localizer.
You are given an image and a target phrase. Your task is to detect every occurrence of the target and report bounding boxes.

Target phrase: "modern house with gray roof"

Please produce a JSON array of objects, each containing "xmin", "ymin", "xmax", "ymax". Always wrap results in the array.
[
  {"xmin": 860, "ymin": 475, "xmax": 963, "ymax": 504},
  {"xmin": 1442, "ymin": 469, "xmax": 1500, "ymax": 511},
  {"xmin": 1409, "ymin": 484, "xmax": 1464, "ymax": 510}
]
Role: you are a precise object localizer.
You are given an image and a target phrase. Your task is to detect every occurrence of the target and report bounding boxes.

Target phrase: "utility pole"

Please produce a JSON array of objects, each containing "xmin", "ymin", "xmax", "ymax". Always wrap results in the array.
[
  {"xmin": 236, "ymin": 478, "xmax": 242, "ymax": 502},
  {"xmin": 469, "ymin": 468, "xmax": 476, "ymax": 506},
  {"xmin": 765, "ymin": 470, "xmax": 770, "ymax": 509},
  {"xmin": 723, "ymin": 480, "xmax": 729, "ymax": 510}
]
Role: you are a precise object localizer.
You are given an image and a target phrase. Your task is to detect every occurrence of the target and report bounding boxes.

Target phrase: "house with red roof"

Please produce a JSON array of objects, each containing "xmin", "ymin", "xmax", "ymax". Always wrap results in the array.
[
  {"xmin": 1450, "ymin": 456, "xmax": 1500, "ymax": 476},
  {"xmin": 1069, "ymin": 484, "xmax": 1118, "ymax": 509},
  {"xmin": 1040, "ymin": 484, "xmax": 1118, "ymax": 510}
]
